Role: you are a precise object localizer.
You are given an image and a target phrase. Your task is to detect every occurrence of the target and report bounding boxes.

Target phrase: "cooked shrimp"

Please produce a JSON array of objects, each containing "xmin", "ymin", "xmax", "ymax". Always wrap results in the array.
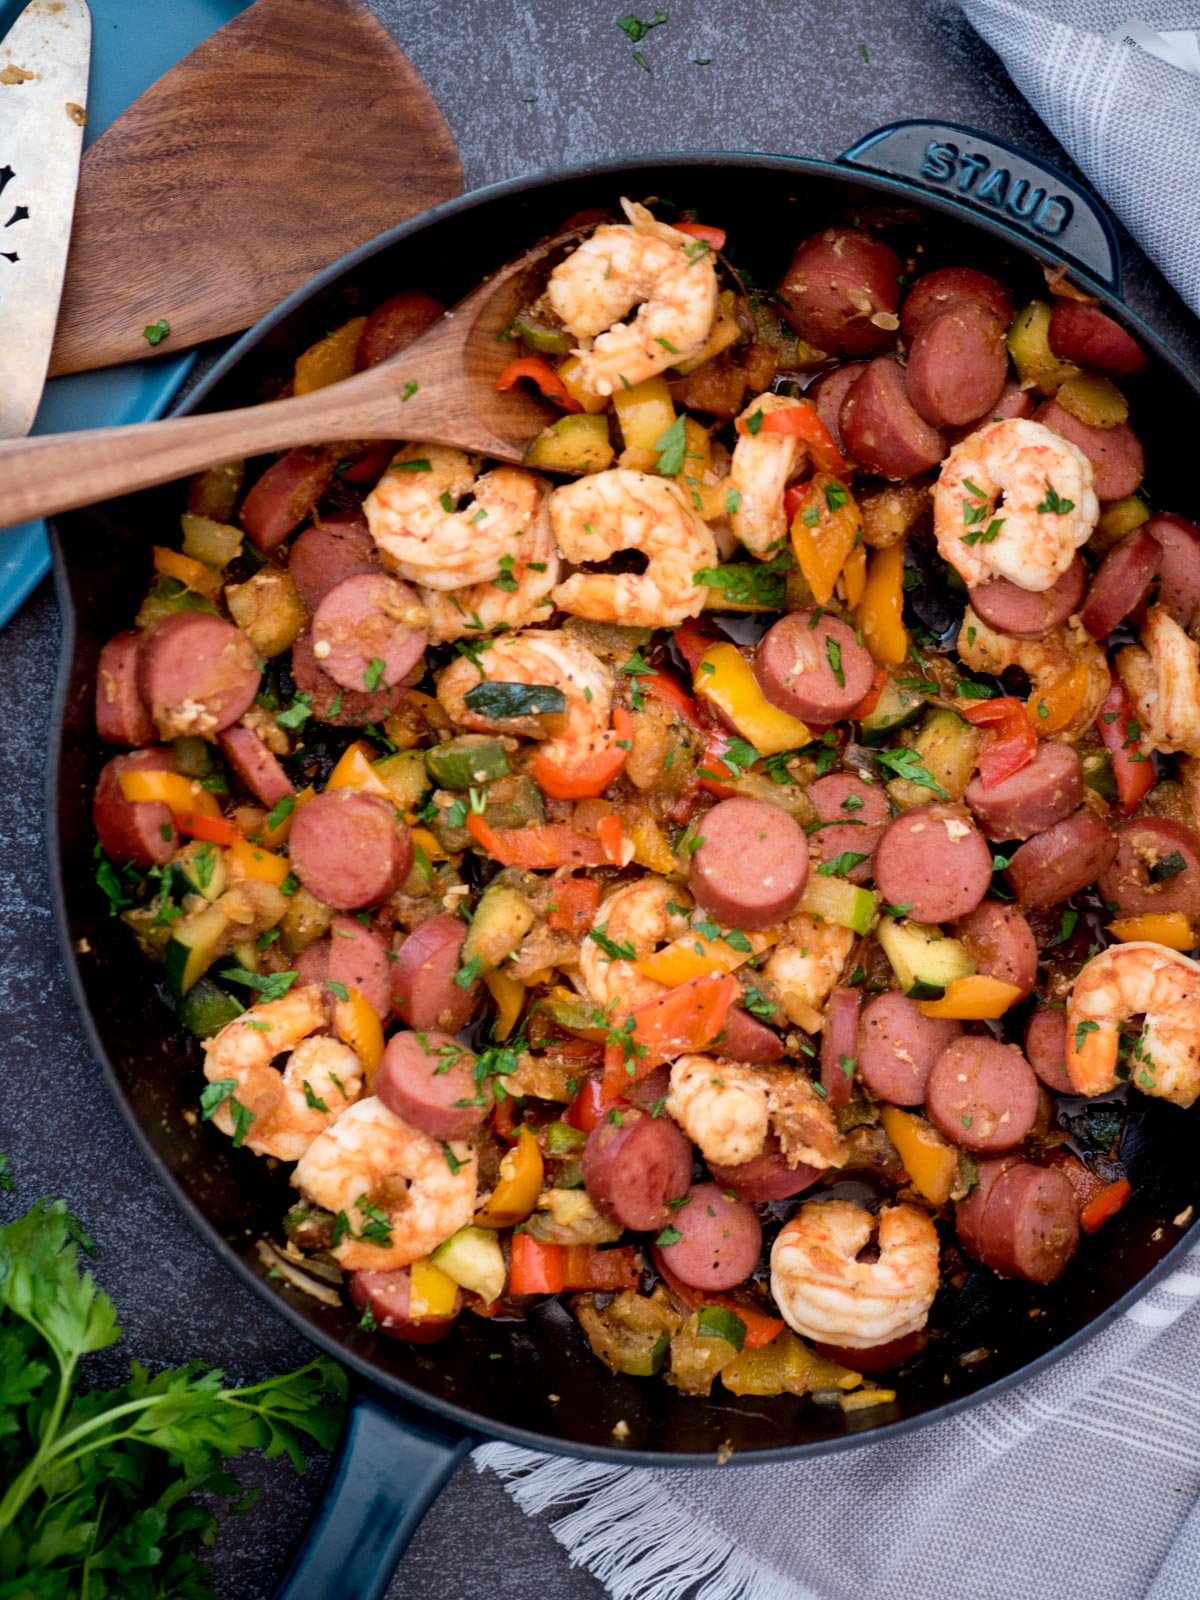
[
  {"xmin": 760, "ymin": 913, "xmax": 854, "ymax": 1034},
  {"xmin": 770, "ymin": 1199, "xmax": 940, "ymax": 1348},
  {"xmin": 578, "ymin": 877, "xmax": 693, "ymax": 1015},
  {"xmin": 291, "ymin": 1096, "xmax": 476, "ymax": 1270},
  {"xmin": 1116, "ymin": 606, "xmax": 1200, "ymax": 757},
  {"xmin": 418, "ymin": 483, "xmax": 560, "ymax": 643},
  {"xmin": 729, "ymin": 394, "xmax": 810, "ymax": 557},
  {"xmin": 957, "ymin": 608, "xmax": 1110, "ymax": 739},
  {"xmin": 365, "ymin": 445, "xmax": 546, "ymax": 592},
  {"xmin": 550, "ymin": 468, "xmax": 717, "ymax": 628},
  {"xmin": 436, "ymin": 627, "xmax": 616, "ymax": 777},
  {"xmin": 934, "ymin": 418, "xmax": 1098, "ymax": 591},
  {"xmin": 202, "ymin": 985, "xmax": 362, "ymax": 1161},
  {"xmin": 546, "ymin": 197, "xmax": 719, "ymax": 396},
  {"xmin": 667, "ymin": 1056, "xmax": 846, "ymax": 1170},
  {"xmin": 1066, "ymin": 943, "xmax": 1200, "ymax": 1108}
]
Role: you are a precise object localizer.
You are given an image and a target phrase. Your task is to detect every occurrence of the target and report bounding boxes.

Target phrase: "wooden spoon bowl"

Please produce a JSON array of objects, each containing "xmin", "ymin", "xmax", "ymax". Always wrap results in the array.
[{"xmin": 0, "ymin": 229, "xmax": 583, "ymax": 531}]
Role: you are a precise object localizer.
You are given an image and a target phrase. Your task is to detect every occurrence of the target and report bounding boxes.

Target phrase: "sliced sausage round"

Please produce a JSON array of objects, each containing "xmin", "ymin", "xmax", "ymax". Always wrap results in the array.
[
  {"xmin": 355, "ymin": 289, "xmax": 444, "ymax": 370},
  {"xmin": 806, "ymin": 362, "xmax": 867, "ymax": 454},
  {"xmin": 945, "ymin": 378, "xmax": 1034, "ymax": 449},
  {"xmin": 819, "ymin": 985, "xmax": 860, "ymax": 1107},
  {"xmin": 873, "ymin": 805, "xmax": 992, "ymax": 923},
  {"xmin": 925, "ymin": 1037, "xmax": 1040, "ymax": 1152},
  {"xmin": 375, "ymin": 1029, "xmax": 486, "ymax": 1141},
  {"xmin": 1047, "ymin": 300, "xmax": 1146, "ymax": 377},
  {"xmin": 1034, "ymin": 399, "xmax": 1144, "ymax": 502},
  {"xmin": 1080, "ymin": 525, "xmax": 1161, "ymax": 639},
  {"xmin": 239, "ymin": 445, "xmax": 336, "ymax": 552},
  {"xmin": 952, "ymin": 899, "xmax": 1038, "ymax": 998},
  {"xmin": 720, "ymin": 1005, "xmax": 786, "ymax": 1064},
  {"xmin": 93, "ymin": 747, "xmax": 179, "ymax": 868},
  {"xmin": 706, "ymin": 1132, "xmax": 821, "ymax": 1201},
  {"xmin": 688, "ymin": 796, "xmax": 809, "ymax": 932},
  {"xmin": 288, "ymin": 789, "xmax": 412, "ymax": 911},
  {"xmin": 857, "ymin": 990, "xmax": 962, "ymax": 1106},
  {"xmin": 582, "ymin": 1108, "xmax": 693, "ymax": 1231},
  {"xmin": 218, "ymin": 725, "xmax": 295, "ymax": 809},
  {"xmin": 138, "ymin": 612, "xmax": 260, "ymax": 740},
  {"xmin": 754, "ymin": 610, "xmax": 875, "ymax": 723},
  {"xmin": 955, "ymin": 1154, "xmax": 1022, "ymax": 1258},
  {"xmin": 965, "ymin": 740, "xmax": 1083, "ymax": 842},
  {"xmin": 347, "ymin": 1267, "xmax": 460, "ymax": 1342},
  {"xmin": 967, "ymin": 554, "xmax": 1086, "ymax": 639},
  {"xmin": 777, "ymin": 226, "xmax": 904, "ymax": 356},
  {"xmin": 288, "ymin": 510, "xmax": 381, "ymax": 612},
  {"xmin": 389, "ymin": 912, "xmax": 479, "ymax": 1032},
  {"xmin": 900, "ymin": 266, "xmax": 1015, "ymax": 343},
  {"xmin": 655, "ymin": 1182, "xmax": 762, "ymax": 1291},
  {"xmin": 1139, "ymin": 514, "xmax": 1200, "ymax": 631},
  {"xmin": 1024, "ymin": 1006, "xmax": 1074, "ymax": 1095},
  {"xmin": 95, "ymin": 630, "xmax": 153, "ymax": 747},
  {"xmin": 806, "ymin": 772, "xmax": 891, "ymax": 884},
  {"xmin": 1097, "ymin": 816, "xmax": 1200, "ymax": 918},
  {"xmin": 328, "ymin": 914, "xmax": 393, "ymax": 1019},
  {"xmin": 905, "ymin": 304, "xmax": 1009, "ymax": 429},
  {"xmin": 840, "ymin": 357, "xmax": 946, "ymax": 479},
  {"xmin": 1005, "ymin": 809, "xmax": 1118, "ymax": 909},
  {"xmin": 977, "ymin": 1161, "xmax": 1080, "ymax": 1283},
  {"xmin": 311, "ymin": 573, "xmax": 428, "ymax": 695},
  {"xmin": 290, "ymin": 626, "xmax": 410, "ymax": 726}
]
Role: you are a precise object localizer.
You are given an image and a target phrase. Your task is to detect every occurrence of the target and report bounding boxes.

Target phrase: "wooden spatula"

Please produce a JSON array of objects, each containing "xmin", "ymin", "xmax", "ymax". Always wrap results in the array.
[
  {"xmin": 47, "ymin": 0, "xmax": 462, "ymax": 376},
  {"xmin": 0, "ymin": 229, "xmax": 583, "ymax": 529}
]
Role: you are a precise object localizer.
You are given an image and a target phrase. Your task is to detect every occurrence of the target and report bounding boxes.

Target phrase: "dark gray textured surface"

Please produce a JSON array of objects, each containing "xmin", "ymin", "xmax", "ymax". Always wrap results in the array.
[{"xmin": 4, "ymin": 2, "xmax": 1198, "ymax": 1597}]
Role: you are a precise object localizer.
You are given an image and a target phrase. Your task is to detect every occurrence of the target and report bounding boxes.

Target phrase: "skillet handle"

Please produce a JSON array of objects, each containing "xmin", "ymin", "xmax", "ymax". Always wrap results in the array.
[
  {"xmin": 272, "ymin": 1381, "xmax": 475, "ymax": 1600},
  {"xmin": 837, "ymin": 120, "xmax": 1122, "ymax": 296}
]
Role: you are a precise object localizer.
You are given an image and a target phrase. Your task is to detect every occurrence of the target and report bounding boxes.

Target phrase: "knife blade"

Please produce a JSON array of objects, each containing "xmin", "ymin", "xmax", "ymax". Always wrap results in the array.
[{"xmin": 0, "ymin": 0, "xmax": 90, "ymax": 440}]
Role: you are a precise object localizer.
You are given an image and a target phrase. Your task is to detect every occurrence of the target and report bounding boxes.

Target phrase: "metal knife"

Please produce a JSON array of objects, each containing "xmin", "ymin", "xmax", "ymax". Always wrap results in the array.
[{"xmin": 0, "ymin": 0, "xmax": 90, "ymax": 440}]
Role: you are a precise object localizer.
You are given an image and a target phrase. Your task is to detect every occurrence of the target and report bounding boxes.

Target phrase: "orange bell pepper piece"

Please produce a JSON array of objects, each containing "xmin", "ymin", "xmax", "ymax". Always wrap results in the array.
[
  {"xmin": 508, "ymin": 1233, "xmax": 566, "ymax": 1295},
  {"xmin": 227, "ymin": 836, "xmax": 292, "ymax": 886},
  {"xmin": 326, "ymin": 741, "xmax": 395, "ymax": 799},
  {"xmin": 547, "ymin": 876, "xmax": 602, "ymax": 934},
  {"xmin": 601, "ymin": 973, "xmax": 738, "ymax": 1099},
  {"xmin": 334, "ymin": 987, "xmax": 385, "ymax": 1083},
  {"xmin": 531, "ymin": 707, "xmax": 633, "ymax": 800},
  {"xmin": 856, "ymin": 541, "xmax": 908, "ymax": 666},
  {"xmin": 562, "ymin": 1245, "xmax": 641, "ymax": 1292},
  {"xmin": 1027, "ymin": 663, "xmax": 1090, "ymax": 736},
  {"xmin": 496, "ymin": 356, "xmax": 583, "ymax": 412},
  {"xmin": 959, "ymin": 696, "xmax": 1037, "ymax": 787},
  {"xmin": 1080, "ymin": 1177, "xmax": 1132, "ymax": 1234},
  {"xmin": 118, "ymin": 769, "xmax": 221, "ymax": 818},
  {"xmin": 466, "ymin": 812, "xmax": 610, "ymax": 868},
  {"xmin": 172, "ymin": 811, "xmax": 241, "ymax": 845},
  {"xmin": 475, "ymin": 1126, "xmax": 543, "ymax": 1228},
  {"xmin": 737, "ymin": 398, "xmax": 849, "ymax": 475},
  {"xmin": 673, "ymin": 221, "xmax": 726, "ymax": 251},
  {"xmin": 848, "ymin": 667, "xmax": 889, "ymax": 722},
  {"xmin": 1107, "ymin": 912, "xmax": 1197, "ymax": 951},
  {"xmin": 152, "ymin": 545, "xmax": 223, "ymax": 600},
  {"xmin": 788, "ymin": 472, "xmax": 862, "ymax": 606}
]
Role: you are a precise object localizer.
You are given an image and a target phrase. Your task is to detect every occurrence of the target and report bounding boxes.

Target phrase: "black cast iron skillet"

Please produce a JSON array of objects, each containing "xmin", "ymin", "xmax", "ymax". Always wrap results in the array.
[{"xmin": 47, "ymin": 124, "xmax": 1200, "ymax": 1598}]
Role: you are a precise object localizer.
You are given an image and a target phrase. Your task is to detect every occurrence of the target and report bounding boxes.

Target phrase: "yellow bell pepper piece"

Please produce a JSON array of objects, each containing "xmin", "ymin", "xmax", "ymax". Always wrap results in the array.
[
  {"xmin": 856, "ymin": 540, "xmax": 908, "ymax": 666},
  {"xmin": 475, "ymin": 1125, "xmax": 543, "ymax": 1228},
  {"xmin": 840, "ymin": 540, "xmax": 868, "ymax": 608},
  {"xmin": 260, "ymin": 785, "xmax": 314, "ymax": 848},
  {"xmin": 408, "ymin": 1257, "xmax": 461, "ymax": 1319},
  {"xmin": 227, "ymin": 836, "xmax": 292, "ymax": 887},
  {"xmin": 914, "ymin": 975, "xmax": 1023, "ymax": 1020},
  {"xmin": 118, "ymin": 770, "xmax": 221, "ymax": 818},
  {"xmin": 789, "ymin": 472, "xmax": 861, "ymax": 606},
  {"xmin": 878, "ymin": 1106, "xmax": 959, "ymax": 1205},
  {"xmin": 721, "ymin": 1329, "xmax": 861, "ymax": 1396},
  {"xmin": 483, "ymin": 969, "xmax": 526, "ymax": 1041},
  {"xmin": 675, "ymin": 416, "xmax": 712, "ymax": 510},
  {"xmin": 624, "ymin": 801, "xmax": 677, "ymax": 875},
  {"xmin": 293, "ymin": 316, "xmax": 368, "ymax": 396},
  {"xmin": 613, "ymin": 374, "xmax": 676, "ymax": 471},
  {"xmin": 635, "ymin": 926, "xmax": 778, "ymax": 987},
  {"xmin": 151, "ymin": 544, "xmax": 223, "ymax": 600},
  {"xmin": 1027, "ymin": 663, "xmax": 1090, "ymax": 735},
  {"xmin": 1108, "ymin": 912, "xmax": 1197, "ymax": 951},
  {"xmin": 409, "ymin": 825, "xmax": 446, "ymax": 863},
  {"xmin": 326, "ymin": 741, "xmax": 396, "ymax": 799},
  {"xmin": 335, "ymin": 987, "xmax": 385, "ymax": 1082},
  {"xmin": 840, "ymin": 1388, "xmax": 897, "ymax": 1412},
  {"xmin": 694, "ymin": 642, "xmax": 810, "ymax": 755},
  {"xmin": 556, "ymin": 354, "xmax": 610, "ymax": 414}
]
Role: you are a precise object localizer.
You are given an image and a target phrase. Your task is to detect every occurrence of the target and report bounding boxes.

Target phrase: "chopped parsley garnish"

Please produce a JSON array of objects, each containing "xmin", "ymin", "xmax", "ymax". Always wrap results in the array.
[
  {"xmin": 493, "ymin": 554, "xmax": 520, "ymax": 593},
  {"xmin": 1074, "ymin": 1019, "xmax": 1100, "ymax": 1052},
  {"xmin": 441, "ymin": 1143, "xmax": 465, "ymax": 1176},
  {"xmin": 694, "ymin": 548, "xmax": 794, "ymax": 609},
  {"xmin": 276, "ymin": 692, "xmax": 314, "ymax": 731},
  {"xmin": 746, "ymin": 409, "xmax": 764, "ymax": 436},
  {"xmin": 825, "ymin": 637, "xmax": 845, "ymax": 688},
  {"xmin": 327, "ymin": 980, "xmax": 350, "ymax": 1002},
  {"xmin": 402, "ymin": 380, "xmax": 419, "ymax": 401},
  {"xmin": 617, "ymin": 9, "xmax": 667, "ymax": 43},
  {"xmin": 655, "ymin": 1225, "xmax": 682, "ymax": 1247},
  {"xmin": 455, "ymin": 956, "xmax": 483, "ymax": 990},
  {"xmin": 654, "ymin": 413, "xmax": 688, "ymax": 476},
  {"xmin": 363, "ymin": 658, "xmax": 386, "ymax": 692},
  {"xmin": 1037, "ymin": 481, "xmax": 1075, "ymax": 515},
  {"xmin": 874, "ymin": 746, "xmax": 950, "ymax": 798},
  {"xmin": 817, "ymin": 851, "xmax": 869, "ymax": 878},
  {"xmin": 390, "ymin": 458, "xmax": 432, "ymax": 473},
  {"xmin": 142, "ymin": 318, "xmax": 170, "ymax": 346},
  {"xmin": 265, "ymin": 795, "xmax": 295, "ymax": 832},
  {"xmin": 743, "ymin": 985, "xmax": 774, "ymax": 1019},
  {"xmin": 825, "ymin": 482, "xmax": 849, "ymax": 513},
  {"xmin": 303, "ymin": 1081, "xmax": 329, "ymax": 1112},
  {"xmin": 726, "ymin": 487, "xmax": 742, "ymax": 515},
  {"xmin": 1048, "ymin": 908, "xmax": 1079, "ymax": 947},
  {"xmin": 218, "ymin": 967, "xmax": 299, "ymax": 1003},
  {"xmin": 961, "ymin": 516, "xmax": 1004, "ymax": 547},
  {"xmin": 589, "ymin": 924, "xmax": 637, "ymax": 961}
]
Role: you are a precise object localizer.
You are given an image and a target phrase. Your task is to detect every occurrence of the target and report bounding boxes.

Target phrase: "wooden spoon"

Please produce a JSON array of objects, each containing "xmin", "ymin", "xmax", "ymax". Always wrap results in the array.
[{"xmin": 0, "ymin": 232, "xmax": 580, "ymax": 531}]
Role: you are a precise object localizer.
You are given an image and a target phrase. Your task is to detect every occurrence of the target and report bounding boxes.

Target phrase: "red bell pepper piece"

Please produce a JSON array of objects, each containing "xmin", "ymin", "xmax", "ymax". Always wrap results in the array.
[
  {"xmin": 642, "ymin": 668, "xmax": 706, "ymax": 729},
  {"xmin": 546, "ymin": 876, "xmax": 602, "ymax": 935},
  {"xmin": 1097, "ymin": 678, "xmax": 1156, "ymax": 814},
  {"xmin": 466, "ymin": 812, "xmax": 609, "ymax": 868},
  {"xmin": 596, "ymin": 812, "xmax": 625, "ymax": 864},
  {"xmin": 171, "ymin": 811, "xmax": 241, "ymax": 845},
  {"xmin": 531, "ymin": 707, "xmax": 633, "ymax": 800},
  {"xmin": 673, "ymin": 221, "xmax": 727, "ymax": 251},
  {"xmin": 1080, "ymin": 1177, "xmax": 1133, "ymax": 1234},
  {"xmin": 337, "ymin": 441, "xmax": 395, "ymax": 484},
  {"xmin": 562, "ymin": 1245, "xmax": 641, "ymax": 1292},
  {"xmin": 654, "ymin": 1254, "xmax": 785, "ymax": 1348},
  {"xmin": 564, "ymin": 1075, "xmax": 605, "ymax": 1132},
  {"xmin": 675, "ymin": 615, "xmax": 731, "ymax": 676},
  {"xmin": 848, "ymin": 666, "xmax": 889, "ymax": 722},
  {"xmin": 496, "ymin": 356, "xmax": 583, "ymax": 412},
  {"xmin": 958, "ymin": 696, "xmax": 1038, "ymax": 788},
  {"xmin": 736, "ymin": 398, "xmax": 849, "ymax": 476},
  {"xmin": 601, "ymin": 973, "xmax": 739, "ymax": 1098},
  {"xmin": 492, "ymin": 1095, "xmax": 520, "ymax": 1145},
  {"xmin": 509, "ymin": 1234, "xmax": 566, "ymax": 1295},
  {"xmin": 696, "ymin": 728, "xmax": 741, "ymax": 798}
]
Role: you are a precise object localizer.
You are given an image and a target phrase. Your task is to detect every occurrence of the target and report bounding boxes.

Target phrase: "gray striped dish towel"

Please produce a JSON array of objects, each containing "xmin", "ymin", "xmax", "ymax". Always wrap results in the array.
[{"xmin": 478, "ymin": 8, "xmax": 1200, "ymax": 1596}]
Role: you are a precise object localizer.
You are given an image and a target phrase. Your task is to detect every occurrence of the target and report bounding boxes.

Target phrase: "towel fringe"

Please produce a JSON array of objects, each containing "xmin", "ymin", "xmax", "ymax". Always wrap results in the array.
[{"xmin": 475, "ymin": 1443, "xmax": 799, "ymax": 1600}]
